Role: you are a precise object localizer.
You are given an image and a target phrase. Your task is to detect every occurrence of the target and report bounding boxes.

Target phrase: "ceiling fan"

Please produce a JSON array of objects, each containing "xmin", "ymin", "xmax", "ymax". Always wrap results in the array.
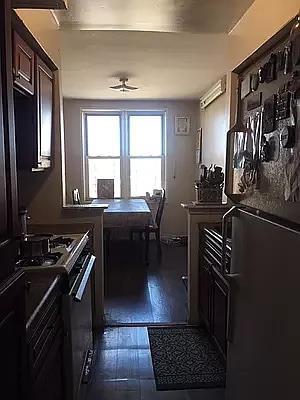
[{"xmin": 110, "ymin": 78, "xmax": 139, "ymax": 92}]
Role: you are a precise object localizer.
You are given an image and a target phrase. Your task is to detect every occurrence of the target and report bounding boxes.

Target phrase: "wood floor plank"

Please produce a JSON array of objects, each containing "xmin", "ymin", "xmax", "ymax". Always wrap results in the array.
[
  {"xmin": 140, "ymin": 379, "xmax": 189, "ymax": 400},
  {"xmin": 87, "ymin": 327, "xmax": 226, "ymax": 400},
  {"xmin": 105, "ymin": 240, "xmax": 187, "ymax": 324}
]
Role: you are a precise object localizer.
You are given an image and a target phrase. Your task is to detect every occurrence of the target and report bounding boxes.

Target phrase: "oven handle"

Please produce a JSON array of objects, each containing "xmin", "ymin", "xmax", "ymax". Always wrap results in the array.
[{"xmin": 73, "ymin": 254, "xmax": 96, "ymax": 302}]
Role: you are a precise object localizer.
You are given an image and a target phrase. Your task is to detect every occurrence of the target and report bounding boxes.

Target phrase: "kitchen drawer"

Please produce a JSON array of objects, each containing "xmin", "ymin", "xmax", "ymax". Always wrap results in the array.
[
  {"xmin": 32, "ymin": 301, "xmax": 60, "ymax": 366},
  {"xmin": 32, "ymin": 315, "xmax": 61, "ymax": 376},
  {"xmin": 32, "ymin": 325, "xmax": 64, "ymax": 400},
  {"xmin": 203, "ymin": 228, "xmax": 231, "ymax": 273},
  {"xmin": 27, "ymin": 275, "xmax": 60, "ymax": 341}
]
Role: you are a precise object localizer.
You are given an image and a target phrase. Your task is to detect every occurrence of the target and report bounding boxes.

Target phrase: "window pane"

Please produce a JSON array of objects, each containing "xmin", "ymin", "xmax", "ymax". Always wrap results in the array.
[
  {"xmin": 129, "ymin": 115, "xmax": 162, "ymax": 156},
  {"xmin": 88, "ymin": 159, "xmax": 120, "ymax": 198},
  {"xmin": 130, "ymin": 158, "xmax": 162, "ymax": 197},
  {"xmin": 87, "ymin": 115, "xmax": 120, "ymax": 156}
]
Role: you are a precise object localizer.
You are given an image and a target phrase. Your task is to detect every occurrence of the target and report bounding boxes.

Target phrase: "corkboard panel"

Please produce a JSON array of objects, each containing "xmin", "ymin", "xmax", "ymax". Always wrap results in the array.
[{"xmin": 237, "ymin": 30, "xmax": 300, "ymax": 224}]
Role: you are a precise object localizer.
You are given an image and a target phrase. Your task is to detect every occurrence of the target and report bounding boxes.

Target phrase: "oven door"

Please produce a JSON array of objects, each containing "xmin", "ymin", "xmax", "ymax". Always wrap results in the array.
[{"xmin": 63, "ymin": 254, "xmax": 96, "ymax": 400}]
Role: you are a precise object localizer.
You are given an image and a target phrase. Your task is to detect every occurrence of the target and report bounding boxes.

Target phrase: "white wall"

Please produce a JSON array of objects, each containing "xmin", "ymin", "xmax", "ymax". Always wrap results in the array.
[
  {"xmin": 228, "ymin": 0, "xmax": 300, "ymax": 71},
  {"xmin": 200, "ymin": 92, "xmax": 228, "ymax": 170},
  {"xmin": 200, "ymin": 0, "xmax": 299, "ymax": 179},
  {"xmin": 63, "ymin": 99, "xmax": 199, "ymax": 236}
]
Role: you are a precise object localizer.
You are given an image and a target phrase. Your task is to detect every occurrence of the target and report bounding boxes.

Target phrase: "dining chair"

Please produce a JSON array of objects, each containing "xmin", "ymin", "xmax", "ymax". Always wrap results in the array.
[
  {"xmin": 72, "ymin": 188, "xmax": 81, "ymax": 205},
  {"xmin": 97, "ymin": 179, "xmax": 114, "ymax": 261},
  {"xmin": 97, "ymin": 179, "xmax": 114, "ymax": 199},
  {"xmin": 130, "ymin": 189, "xmax": 166, "ymax": 262}
]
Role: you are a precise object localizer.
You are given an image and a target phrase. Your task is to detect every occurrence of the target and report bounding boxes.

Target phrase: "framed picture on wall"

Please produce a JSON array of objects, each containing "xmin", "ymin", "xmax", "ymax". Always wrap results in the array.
[
  {"xmin": 175, "ymin": 116, "xmax": 191, "ymax": 135},
  {"xmin": 196, "ymin": 128, "xmax": 202, "ymax": 164}
]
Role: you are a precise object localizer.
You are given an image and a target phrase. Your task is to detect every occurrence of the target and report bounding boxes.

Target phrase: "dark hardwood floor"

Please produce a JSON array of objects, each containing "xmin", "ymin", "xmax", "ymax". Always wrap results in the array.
[
  {"xmin": 86, "ymin": 327, "xmax": 225, "ymax": 400},
  {"xmin": 104, "ymin": 240, "xmax": 187, "ymax": 325}
]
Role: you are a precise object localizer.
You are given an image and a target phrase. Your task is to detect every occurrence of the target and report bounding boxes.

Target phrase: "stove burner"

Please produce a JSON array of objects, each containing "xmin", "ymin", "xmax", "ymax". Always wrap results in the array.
[
  {"xmin": 16, "ymin": 252, "xmax": 63, "ymax": 268},
  {"xmin": 50, "ymin": 236, "xmax": 74, "ymax": 248}
]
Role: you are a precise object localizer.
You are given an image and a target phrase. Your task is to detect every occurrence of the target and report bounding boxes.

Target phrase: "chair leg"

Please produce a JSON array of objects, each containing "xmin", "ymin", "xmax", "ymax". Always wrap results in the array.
[{"xmin": 145, "ymin": 228, "xmax": 150, "ymax": 265}]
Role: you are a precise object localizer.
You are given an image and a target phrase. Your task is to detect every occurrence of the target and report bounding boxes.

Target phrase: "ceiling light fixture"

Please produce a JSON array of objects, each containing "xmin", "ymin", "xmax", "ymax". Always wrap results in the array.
[{"xmin": 110, "ymin": 78, "xmax": 139, "ymax": 92}]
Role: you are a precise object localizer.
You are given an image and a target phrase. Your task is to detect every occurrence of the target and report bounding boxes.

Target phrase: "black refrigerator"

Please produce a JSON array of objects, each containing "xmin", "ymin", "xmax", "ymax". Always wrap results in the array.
[{"xmin": 224, "ymin": 15, "xmax": 300, "ymax": 400}]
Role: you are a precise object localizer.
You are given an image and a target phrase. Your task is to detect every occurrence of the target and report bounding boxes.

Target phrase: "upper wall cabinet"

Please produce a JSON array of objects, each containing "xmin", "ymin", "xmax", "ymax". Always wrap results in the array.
[
  {"xmin": 12, "ymin": 12, "xmax": 57, "ymax": 171},
  {"xmin": 12, "ymin": 0, "xmax": 67, "ymax": 9},
  {"xmin": 36, "ymin": 57, "xmax": 53, "ymax": 169},
  {"xmin": 13, "ymin": 31, "xmax": 35, "ymax": 95}
]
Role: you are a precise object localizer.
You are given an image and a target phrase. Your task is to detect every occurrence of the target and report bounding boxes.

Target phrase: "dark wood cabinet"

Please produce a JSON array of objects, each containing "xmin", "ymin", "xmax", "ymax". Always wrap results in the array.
[
  {"xmin": 199, "ymin": 256, "xmax": 212, "ymax": 330},
  {"xmin": 26, "ymin": 275, "xmax": 64, "ymax": 400},
  {"xmin": 0, "ymin": 52, "xmax": 8, "ymax": 239},
  {"xmin": 13, "ymin": 31, "xmax": 35, "ymax": 95},
  {"xmin": 0, "ymin": 1, "xmax": 20, "ymax": 279},
  {"xmin": 35, "ymin": 57, "xmax": 53, "ymax": 169},
  {"xmin": 12, "ymin": 16, "xmax": 56, "ymax": 171},
  {"xmin": 33, "ymin": 328, "xmax": 64, "ymax": 400},
  {"xmin": 12, "ymin": 0, "xmax": 68, "ymax": 9},
  {"xmin": 211, "ymin": 275, "xmax": 228, "ymax": 357},
  {"xmin": 0, "ymin": 271, "xmax": 26, "ymax": 400},
  {"xmin": 199, "ymin": 228, "xmax": 230, "ymax": 360}
]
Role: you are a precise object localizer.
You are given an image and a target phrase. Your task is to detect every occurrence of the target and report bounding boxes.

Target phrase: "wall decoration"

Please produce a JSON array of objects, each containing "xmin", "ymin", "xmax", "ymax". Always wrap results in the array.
[
  {"xmin": 277, "ymin": 50, "xmax": 285, "ymax": 72},
  {"xmin": 262, "ymin": 95, "xmax": 276, "ymax": 135},
  {"xmin": 264, "ymin": 53, "xmax": 277, "ymax": 83},
  {"xmin": 247, "ymin": 92, "xmax": 262, "ymax": 111},
  {"xmin": 196, "ymin": 128, "xmax": 202, "ymax": 150},
  {"xmin": 195, "ymin": 128, "xmax": 202, "ymax": 164},
  {"xmin": 276, "ymin": 90, "xmax": 291, "ymax": 120},
  {"xmin": 241, "ymin": 75, "xmax": 251, "ymax": 99},
  {"xmin": 280, "ymin": 125, "xmax": 295, "ymax": 148},
  {"xmin": 175, "ymin": 116, "xmax": 191, "ymax": 135},
  {"xmin": 250, "ymin": 73, "xmax": 259, "ymax": 92}
]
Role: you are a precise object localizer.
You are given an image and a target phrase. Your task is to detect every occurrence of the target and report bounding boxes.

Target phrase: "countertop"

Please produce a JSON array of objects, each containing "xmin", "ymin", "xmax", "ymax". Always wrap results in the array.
[
  {"xmin": 63, "ymin": 203, "xmax": 109, "ymax": 210},
  {"xmin": 181, "ymin": 201, "xmax": 228, "ymax": 210}
]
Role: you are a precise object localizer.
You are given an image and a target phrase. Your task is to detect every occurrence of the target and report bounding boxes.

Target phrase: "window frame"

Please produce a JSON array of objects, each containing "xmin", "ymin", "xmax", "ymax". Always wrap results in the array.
[{"xmin": 82, "ymin": 109, "xmax": 166, "ymax": 200}]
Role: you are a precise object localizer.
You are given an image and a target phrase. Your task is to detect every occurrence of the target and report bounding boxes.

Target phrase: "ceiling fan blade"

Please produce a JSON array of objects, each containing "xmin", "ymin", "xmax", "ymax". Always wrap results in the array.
[
  {"xmin": 110, "ymin": 84, "xmax": 124, "ymax": 90},
  {"xmin": 124, "ymin": 84, "xmax": 138, "ymax": 90}
]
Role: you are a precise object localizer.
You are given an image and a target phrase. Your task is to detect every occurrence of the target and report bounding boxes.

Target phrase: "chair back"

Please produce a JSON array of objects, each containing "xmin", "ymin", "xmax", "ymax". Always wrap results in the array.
[
  {"xmin": 155, "ymin": 189, "xmax": 166, "ymax": 227},
  {"xmin": 72, "ymin": 189, "xmax": 81, "ymax": 205},
  {"xmin": 97, "ymin": 179, "xmax": 114, "ymax": 199}
]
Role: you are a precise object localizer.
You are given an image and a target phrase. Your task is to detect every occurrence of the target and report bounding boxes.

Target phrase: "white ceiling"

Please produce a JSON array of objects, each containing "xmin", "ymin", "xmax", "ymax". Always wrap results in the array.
[
  {"xmin": 55, "ymin": 0, "xmax": 254, "ymax": 33},
  {"xmin": 57, "ymin": 0, "xmax": 254, "ymax": 100},
  {"xmin": 61, "ymin": 30, "xmax": 230, "ymax": 100}
]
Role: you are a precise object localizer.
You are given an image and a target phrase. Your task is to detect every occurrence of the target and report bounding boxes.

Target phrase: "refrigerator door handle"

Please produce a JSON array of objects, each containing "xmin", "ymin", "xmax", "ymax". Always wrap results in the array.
[
  {"xmin": 226, "ymin": 273, "xmax": 240, "ymax": 343},
  {"xmin": 222, "ymin": 205, "xmax": 240, "ymax": 273}
]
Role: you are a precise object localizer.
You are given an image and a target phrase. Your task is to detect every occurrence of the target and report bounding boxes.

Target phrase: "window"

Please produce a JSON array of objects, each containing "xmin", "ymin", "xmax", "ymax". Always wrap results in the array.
[{"xmin": 83, "ymin": 111, "xmax": 165, "ymax": 198}]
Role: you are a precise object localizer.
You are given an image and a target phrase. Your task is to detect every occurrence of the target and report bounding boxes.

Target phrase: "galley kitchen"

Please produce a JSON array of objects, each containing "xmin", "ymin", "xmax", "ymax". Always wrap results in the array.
[{"xmin": 1, "ymin": 1, "xmax": 300, "ymax": 400}]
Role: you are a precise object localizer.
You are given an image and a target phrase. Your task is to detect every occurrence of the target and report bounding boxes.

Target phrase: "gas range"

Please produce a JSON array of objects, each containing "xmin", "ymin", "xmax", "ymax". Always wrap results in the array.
[{"xmin": 16, "ymin": 233, "xmax": 89, "ymax": 274}]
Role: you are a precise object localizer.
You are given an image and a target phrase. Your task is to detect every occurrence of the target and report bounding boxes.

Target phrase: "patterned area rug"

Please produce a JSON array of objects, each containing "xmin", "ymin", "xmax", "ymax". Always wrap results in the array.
[{"xmin": 147, "ymin": 327, "xmax": 226, "ymax": 391}]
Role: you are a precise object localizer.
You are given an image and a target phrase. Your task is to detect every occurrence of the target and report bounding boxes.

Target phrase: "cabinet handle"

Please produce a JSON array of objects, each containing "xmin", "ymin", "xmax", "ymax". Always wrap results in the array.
[
  {"xmin": 222, "ymin": 206, "xmax": 241, "ymax": 273},
  {"xmin": 12, "ymin": 67, "xmax": 20, "ymax": 79}
]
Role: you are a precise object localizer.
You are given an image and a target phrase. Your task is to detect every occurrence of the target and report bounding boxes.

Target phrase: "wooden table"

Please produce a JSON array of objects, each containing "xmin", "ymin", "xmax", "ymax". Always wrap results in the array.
[{"xmin": 92, "ymin": 199, "xmax": 152, "ymax": 228}]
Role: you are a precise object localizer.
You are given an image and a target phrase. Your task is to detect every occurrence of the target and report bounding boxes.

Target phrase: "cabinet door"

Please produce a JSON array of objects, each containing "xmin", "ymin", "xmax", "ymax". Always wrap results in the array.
[
  {"xmin": 212, "ymin": 278, "xmax": 228, "ymax": 358},
  {"xmin": 33, "ymin": 329, "xmax": 64, "ymax": 400},
  {"xmin": 0, "ymin": 52, "xmax": 8, "ymax": 238},
  {"xmin": 35, "ymin": 57, "xmax": 53, "ymax": 169},
  {"xmin": 199, "ymin": 256, "xmax": 212, "ymax": 330},
  {"xmin": 0, "ymin": 272, "xmax": 26, "ymax": 400},
  {"xmin": 13, "ymin": 31, "xmax": 35, "ymax": 95}
]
